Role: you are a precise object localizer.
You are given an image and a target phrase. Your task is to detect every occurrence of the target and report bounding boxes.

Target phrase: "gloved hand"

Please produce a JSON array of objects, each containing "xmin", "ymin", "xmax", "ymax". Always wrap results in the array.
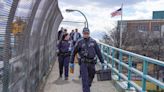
[
  {"xmin": 56, "ymin": 49, "xmax": 60, "ymax": 56},
  {"xmin": 56, "ymin": 49, "xmax": 59, "ymax": 53},
  {"xmin": 101, "ymin": 63, "xmax": 107, "ymax": 70},
  {"xmin": 70, "ymin": 63, "xmax": 74, "ymax": 68},
  {"xmin": 70, "ymin": 63, "xmax": 74, "ymax": 74},
  {"xmin": 57, "ymin": 52, "xmax": 60, "ymax": 56}
]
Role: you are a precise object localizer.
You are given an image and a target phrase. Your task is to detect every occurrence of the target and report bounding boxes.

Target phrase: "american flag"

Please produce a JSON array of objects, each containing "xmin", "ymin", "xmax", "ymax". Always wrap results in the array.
[{"xmin": 111, "ymin": 8, "xmax": 122, "ymax": 17}]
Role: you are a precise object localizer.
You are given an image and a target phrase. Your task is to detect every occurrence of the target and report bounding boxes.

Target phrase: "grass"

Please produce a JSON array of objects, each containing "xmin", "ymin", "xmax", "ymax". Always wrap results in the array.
[{"xmin": 134, "ymin": 81, "xmax": 164, "ymax": 91}]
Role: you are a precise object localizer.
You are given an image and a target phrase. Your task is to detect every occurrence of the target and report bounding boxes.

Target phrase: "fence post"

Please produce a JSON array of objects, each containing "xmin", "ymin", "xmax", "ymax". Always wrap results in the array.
[
  {"xmin": 127, "ymin": 55, "xmax": 132, "ymax": 89},
  {"xmin": 98, "ymin": 44, "xmax": 102, "ymax": 63},
  {"xmin": 3, "ymin": 0, "xmax": 20, "ymax": 92},
  {"xmin": 112, "ymin": 49, "xmax": 115, "ymax": 75},
  {"xmin": 107, "ymin": 47, "xmax": 110, "ymax": 64},
  {"xmin": 102, "ymin": 45, "xmax": 105, "ymax": 60},
  {"xmin": 142, "ymin": 60, "xmax": 148, "ymax": 91},
  {"xmin": 118, "ymin": 51, "xmax": 123, "ymax": 80}
]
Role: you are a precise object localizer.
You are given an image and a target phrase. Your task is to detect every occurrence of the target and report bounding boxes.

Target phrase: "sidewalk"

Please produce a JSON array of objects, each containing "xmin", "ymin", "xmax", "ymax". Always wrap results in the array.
[{"xmin": 43, "ymin": 61, "xmax": 117, "ymax": 92}]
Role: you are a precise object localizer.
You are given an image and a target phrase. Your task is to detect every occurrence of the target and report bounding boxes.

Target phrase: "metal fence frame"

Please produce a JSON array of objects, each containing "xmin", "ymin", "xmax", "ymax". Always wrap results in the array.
[
  {"xmin": 3, "ymin": 0, "xmax": 20, "ymax": 92},
  {"xmin": 2, "ymin": 0, "xmax": 63, "ymax": 92}
]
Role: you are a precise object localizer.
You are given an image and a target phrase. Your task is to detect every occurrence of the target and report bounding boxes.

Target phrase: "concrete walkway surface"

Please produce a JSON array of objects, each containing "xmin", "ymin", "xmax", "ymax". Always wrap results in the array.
[{"xmin": 43, "ymin": 61, "xmax": 117, "ymax": 92}]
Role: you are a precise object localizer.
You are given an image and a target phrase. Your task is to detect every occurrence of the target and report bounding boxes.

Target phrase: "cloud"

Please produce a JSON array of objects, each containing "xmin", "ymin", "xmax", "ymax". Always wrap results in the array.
[
  {"xmin": 17, "ymin": 1, "xmax": 32, "ymax": 9},
  {"xmin": 122, "ymin": 0, "xmax": 164, "ymax": 20},
  {"xmin": 60, "ymin": 0, "xmax": 145, "ymax": 8},
  {"xmin": 15, "ymin": 0, "xmax": 34, "ymax": 17},
  {"xmin": 0, "ymin": 2, "xmax": 4, "ymax": 9},
  {"xmin": 59, "ymin": 0, "xmax": 164, "ymax": 39},
  {"xmin": 90, "ymin": 30, "xmax": 106, "ymax": 40},
  {"xmin": 93, "ymin": 0, "xmax": 146, "ymax": 8},
  {"xmin": 59, "ymin": 1, "xmax": 120, "ymax": 34}
]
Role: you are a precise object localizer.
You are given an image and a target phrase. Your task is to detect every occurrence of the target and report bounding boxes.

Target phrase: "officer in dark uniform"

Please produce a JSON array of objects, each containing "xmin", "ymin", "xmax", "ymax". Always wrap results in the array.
[
  {"xmin": 70, "ymin": 30, "xmax": 74, "ymax": 40},
  {"xmin": 70, "ymin": 28, "xmax": 104, "ymax": 92},
  {"xmin": 58, "ymin": 33, "xmax": 72, "ymax": 80},
  {"xmin": 58, "ymin": 27, "xmax": 64, "ymax": 40}
]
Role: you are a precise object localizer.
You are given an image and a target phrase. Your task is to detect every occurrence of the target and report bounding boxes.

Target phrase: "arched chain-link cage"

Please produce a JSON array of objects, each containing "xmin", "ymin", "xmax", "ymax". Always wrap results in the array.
[{"xmin": 0, "ymin": 0, "xmax": 63, "ymax": 92}]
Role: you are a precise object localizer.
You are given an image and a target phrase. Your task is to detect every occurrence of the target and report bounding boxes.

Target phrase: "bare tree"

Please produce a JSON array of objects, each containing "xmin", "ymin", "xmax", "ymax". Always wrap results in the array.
[
  {"xmin": 103, "ymin": 25, "xmax": 164, "ymax": 90},
  {"xmin": 103, "ymin": 26, "xmax": 137, "ymax": 50}
]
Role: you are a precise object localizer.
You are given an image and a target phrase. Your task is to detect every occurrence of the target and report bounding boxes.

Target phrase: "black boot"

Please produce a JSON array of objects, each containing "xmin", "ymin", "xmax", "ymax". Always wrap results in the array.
[
  {"xmin": 65, "ymin": 77, "xmax": 68, "ymax": 80},
  {"xmin": 59, "ymin": 75, "xmax": 62, "ymax": 78}
]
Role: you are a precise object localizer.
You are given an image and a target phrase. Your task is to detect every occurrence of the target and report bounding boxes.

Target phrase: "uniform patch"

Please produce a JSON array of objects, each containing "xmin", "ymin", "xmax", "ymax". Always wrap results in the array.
[
  {"xmin": 89, "ymin": 43, "xmax": 94, "ymax": 47},
  {"xmin": 82, "ymin": 43, "xmax": 86, "ymax": 48}
]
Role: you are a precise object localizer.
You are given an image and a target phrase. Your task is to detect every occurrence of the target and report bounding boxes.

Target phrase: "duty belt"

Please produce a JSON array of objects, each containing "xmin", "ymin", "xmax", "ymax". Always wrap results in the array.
[
  {"xmin": 81, "ymin": 57, "xmax": 97, "ymax": 64},
  {"xmin": 59, "ymin": 52, "xmax": 70, "ymax": 56}
]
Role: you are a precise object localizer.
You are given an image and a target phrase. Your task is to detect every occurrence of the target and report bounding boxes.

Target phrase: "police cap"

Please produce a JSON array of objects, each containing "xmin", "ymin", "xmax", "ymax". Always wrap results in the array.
[{"xmin": 83, "ymin": 27, "xmax": 90, "ymax": 33}]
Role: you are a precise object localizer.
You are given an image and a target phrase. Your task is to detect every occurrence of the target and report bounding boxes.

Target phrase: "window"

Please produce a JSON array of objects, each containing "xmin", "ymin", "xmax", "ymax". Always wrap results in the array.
[
  {"xmin": 152, "ymin": 25, "xmax": 161, "ymax": 31},
  {"xmin": 140, "ymin": 25, "xmax": 146, "ymax": 31},
  {"xmin": 138, "ymin": 24, "xmax": 147, "ymax": 31}
]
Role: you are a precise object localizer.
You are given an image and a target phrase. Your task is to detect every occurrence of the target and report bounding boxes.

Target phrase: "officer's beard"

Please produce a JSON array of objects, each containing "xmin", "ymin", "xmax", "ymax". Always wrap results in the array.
[{"xmin": 84, "ymin": 37, "xmax": 90, "ymax": 40}]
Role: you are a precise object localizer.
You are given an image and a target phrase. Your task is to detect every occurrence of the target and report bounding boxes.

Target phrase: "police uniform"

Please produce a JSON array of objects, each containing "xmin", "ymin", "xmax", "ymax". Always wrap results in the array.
[
  {"xmin": 70, "ymin": 31, "xmax": 74, "ymax": 40},
  {"xmin": 70, "ymin": 28, "xmax": 104, "ymax": 92},
  {"xmin": 73, "ymin": 32, "xmax": 81, "ymax": 45},
  {"xmin": 58, "ymin": 40, "xmax": 72, "ymax": 79},
  {"xmin": 58, "ymin": 30, "xmax": 63, "ymax": 40}
]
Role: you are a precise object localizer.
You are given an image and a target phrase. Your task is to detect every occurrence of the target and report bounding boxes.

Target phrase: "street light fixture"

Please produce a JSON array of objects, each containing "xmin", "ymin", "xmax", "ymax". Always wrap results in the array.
[
  {"xmin": 65, "ymin": 9, "xmax": 75, "ymax": 12},
  {"xmin": 66, "ymin": 9, "xmax": 89, "ymax": 28}
]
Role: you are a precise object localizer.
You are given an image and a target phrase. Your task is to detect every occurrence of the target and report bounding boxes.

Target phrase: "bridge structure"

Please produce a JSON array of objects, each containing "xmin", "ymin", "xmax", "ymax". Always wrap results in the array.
[{"xmin": 0, "ymin": 0, "xmax": 164, "ymax": 92}]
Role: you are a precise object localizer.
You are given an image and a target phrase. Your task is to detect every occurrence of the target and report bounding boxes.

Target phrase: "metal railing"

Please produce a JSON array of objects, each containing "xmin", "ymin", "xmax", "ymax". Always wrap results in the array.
[{"xmin": 98, "ymin": 42, "xmax": 164, "ymax": 92}]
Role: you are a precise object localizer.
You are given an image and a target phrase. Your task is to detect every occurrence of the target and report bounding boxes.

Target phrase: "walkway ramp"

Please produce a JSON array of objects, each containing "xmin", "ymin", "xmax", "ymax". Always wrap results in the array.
[{"xmin": 43, "ymin": 61, "xmax": 118, "ymax": 92}]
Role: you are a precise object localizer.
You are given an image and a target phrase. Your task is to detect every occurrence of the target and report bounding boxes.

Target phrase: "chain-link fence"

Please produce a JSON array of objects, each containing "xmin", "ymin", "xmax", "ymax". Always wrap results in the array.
[{"xmin": 0, "ymin": 0, "xmax": 63, "ymax": 92}]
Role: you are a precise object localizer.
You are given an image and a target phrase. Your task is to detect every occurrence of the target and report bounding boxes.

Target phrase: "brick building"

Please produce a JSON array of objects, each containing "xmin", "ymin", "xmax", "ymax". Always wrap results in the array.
[
  {"xmin": 117, "ymin": 20, "xmax": 164, "ymax": 76},
  {"xmin": 118, "ymin": 19, "xmax": 164, "ymax": 37}
]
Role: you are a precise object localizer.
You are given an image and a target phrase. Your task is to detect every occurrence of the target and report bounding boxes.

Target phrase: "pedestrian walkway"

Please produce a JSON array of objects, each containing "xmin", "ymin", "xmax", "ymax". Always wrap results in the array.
[{"xmin": 43, "ymin": 61, "xmax": 118, "ymax": 92}]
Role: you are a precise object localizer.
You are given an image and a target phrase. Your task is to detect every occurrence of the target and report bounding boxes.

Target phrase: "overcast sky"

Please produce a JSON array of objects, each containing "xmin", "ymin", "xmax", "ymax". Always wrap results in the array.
[
  {"xmin": 1, "ymin": 0, "xmax": 164, "ymax": 39},
  {"xmin": 58, "ymin": 0, "xmax": 164, "ymax": 39}
]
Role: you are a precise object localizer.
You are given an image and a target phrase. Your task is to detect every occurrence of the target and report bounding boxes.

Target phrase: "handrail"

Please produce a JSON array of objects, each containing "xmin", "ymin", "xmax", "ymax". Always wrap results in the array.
[
  {"xmin": 98, "ymin": 42, "xmax": 164, "ymax": 92},
  {"xmin": 99, "ymin": 42, "xmax": 164, "ymax": 66}
]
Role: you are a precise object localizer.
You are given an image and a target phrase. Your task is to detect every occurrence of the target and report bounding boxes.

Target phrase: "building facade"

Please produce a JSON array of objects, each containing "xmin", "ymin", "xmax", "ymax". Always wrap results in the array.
[
  {"xmin": 118, "ymin": 20, "xmax": 164, "ymax": 37},
  {"xmin": 117, "ymin": 20, "xmax": 164, "ymax": 76},
  {"xmin": 153, "ymin": 11, "xmax": 164, "ymax": 19}
]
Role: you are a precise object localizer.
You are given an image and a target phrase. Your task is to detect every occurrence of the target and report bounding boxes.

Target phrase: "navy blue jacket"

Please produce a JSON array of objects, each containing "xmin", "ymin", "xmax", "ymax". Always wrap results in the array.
[
  {"xmin": 58, "ymin": 30, "xmax": 62, "ymax": 40},
  {"xmin": 70, "ymin": 37, "xmax": 104, "ymax": 63},
  {"xmin": 58, "ymin": 40, "xmax": 71, "ymax": 53}
]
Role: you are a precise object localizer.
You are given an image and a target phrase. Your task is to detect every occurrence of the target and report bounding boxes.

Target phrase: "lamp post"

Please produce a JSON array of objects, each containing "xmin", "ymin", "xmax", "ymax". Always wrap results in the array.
[
  {"xmin": 66, "ymin": 9, "xmax": 89, "ymax": 28},
  {"xmin": 62, "ymin": 20, "xmax": 85, "ymax": 24}
]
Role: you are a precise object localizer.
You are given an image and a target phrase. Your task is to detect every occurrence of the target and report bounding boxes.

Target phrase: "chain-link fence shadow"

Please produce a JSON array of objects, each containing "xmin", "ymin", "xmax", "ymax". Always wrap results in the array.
[{"xmin": 0, "ymin": 0, "xmax": 62, "ymax": 92}]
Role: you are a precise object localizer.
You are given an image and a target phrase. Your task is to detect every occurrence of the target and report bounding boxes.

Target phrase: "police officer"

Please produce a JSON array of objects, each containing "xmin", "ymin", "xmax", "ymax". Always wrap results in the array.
[
  {"xmin": 73, "ymin": 28, "xmax": 81, "ymax": 45},
  {"xmin": 70, "ymin": 28, "xmax": 104, "ymax": 92},
  {"xmin": 58, "ymin": 27, "xmax": 64, "ymax": 40},
  {"xmin": 58, "ymin": 33, "xmax": 72, "ymax": 80},
  {"xmin": 70, "ymin": 30, "xmax": 74, "ymax": 40}
]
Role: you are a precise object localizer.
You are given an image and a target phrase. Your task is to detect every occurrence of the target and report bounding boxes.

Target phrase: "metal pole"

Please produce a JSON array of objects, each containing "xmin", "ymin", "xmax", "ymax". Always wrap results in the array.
[
  {"xmin": 119, "ymin": 4, "xmax": 123, "ymax": 48},
  {"xmin": 75, "ymin": 10, "xmax": 89, "ymax": 28},
  {"xmin": 66, "ymin": 9, "xmax": 89, "ymax": 28},
  {"xmin": 3, "ymin": 0, "xmax": 19, "ymax": 92},
  {"xmin": 62, "ymin": 21, "xmax": 85, "ymax": 24},
  {"xmin": 156, "ymin": 28, "xmax": 162, "ymax": 90}
]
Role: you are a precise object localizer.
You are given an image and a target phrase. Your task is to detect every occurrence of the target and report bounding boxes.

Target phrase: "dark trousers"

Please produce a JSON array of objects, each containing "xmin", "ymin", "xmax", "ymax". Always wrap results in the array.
[
  {"xmin": 73, "ymin": 41, "xmax": 76, "ymax": 46},
  {"xmin": 80, "ymin": 63, "xmax": 96, "ymax": 92},
  {"xmin": 58, "ymin": 55, "xmax": 70, "ymax": 77},
  {"xmin": 78, "ymin": 58, "xmax": 82, "ymax": 77}
]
